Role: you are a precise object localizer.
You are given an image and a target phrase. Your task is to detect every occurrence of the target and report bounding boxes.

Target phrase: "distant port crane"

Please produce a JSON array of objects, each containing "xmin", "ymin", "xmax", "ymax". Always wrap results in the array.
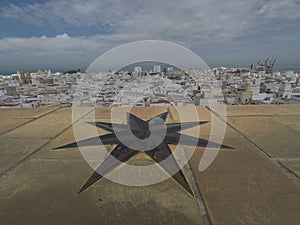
[{"xmin": 254, "ymin": 56, "xmax": 276, "ymax": 74}]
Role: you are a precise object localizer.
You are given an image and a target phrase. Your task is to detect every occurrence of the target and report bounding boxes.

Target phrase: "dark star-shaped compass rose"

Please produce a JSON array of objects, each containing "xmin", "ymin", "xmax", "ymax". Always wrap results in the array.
[{"xmin": 56, "ymin": 111, "xmax": 231, "ymax": 196}]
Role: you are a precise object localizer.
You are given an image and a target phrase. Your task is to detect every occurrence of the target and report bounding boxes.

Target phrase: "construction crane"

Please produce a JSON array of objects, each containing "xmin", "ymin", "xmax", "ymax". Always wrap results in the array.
[
  {"xmin": 255, "ymin": 56, "xmax": 276, "ymax": 74},
  {"xmin": 265, "ymin": 56, "xmax": 276, "ymax": 74}
]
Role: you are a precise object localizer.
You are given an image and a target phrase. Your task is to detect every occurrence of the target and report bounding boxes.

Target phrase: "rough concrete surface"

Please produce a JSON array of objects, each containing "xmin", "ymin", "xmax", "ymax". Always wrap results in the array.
[{"xmin": 0, "ymin": 105, "xmax": 299, "ymax": 225}]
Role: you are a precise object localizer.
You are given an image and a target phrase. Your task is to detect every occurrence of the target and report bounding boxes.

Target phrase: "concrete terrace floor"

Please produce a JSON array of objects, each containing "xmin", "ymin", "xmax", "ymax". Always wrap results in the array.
[{"xmin": 0, "ymin": 105, "xmax": 299, "ymax": 225}]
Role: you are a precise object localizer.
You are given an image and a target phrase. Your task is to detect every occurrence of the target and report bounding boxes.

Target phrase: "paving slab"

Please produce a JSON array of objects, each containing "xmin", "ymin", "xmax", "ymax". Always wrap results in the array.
[
  {"xmin": 0, "ymin": 137, "xmax": 49, "ymax": 175},
  {"xmin": 189, "ymin": 136, "xmax": 300, "ymax": 225},
  {"xmin": 272, "ymin": 115, "xmax": 300, "ymax": 132},
  {"xmin": 31, "ymin": 119, "xmax": 108, "ymax": 160},
  {"xmin": 280, "ymin": 161, "xmax": 300, "ymax": 178},
  {"xmin": 2, "ymin": 108, "xmax": 92, "ymax": 139},
  {"xmin": 0, "ymin": 106, "xmax": 58, "ymax": 119},
  {"xmin": 227, "ymin": 116, "xmax": 300, "ymax": 158},
  {"xmin": 0, "ymin": 118, "xmax": 32, "ymax": 135},
  {"xmin": 170, "ymin": 106, "xmax": 238, "ymax": 138},
  {"xmin": 0, "ymin": 160, "xmax": 204, "ymax": 225},
  {"xmin": 278, "ymin": 104, "xmax": 300, "ymax": 114},
  {"xmin": 222, "ymin": 105, "xmax": 299, "ymax": 117}
]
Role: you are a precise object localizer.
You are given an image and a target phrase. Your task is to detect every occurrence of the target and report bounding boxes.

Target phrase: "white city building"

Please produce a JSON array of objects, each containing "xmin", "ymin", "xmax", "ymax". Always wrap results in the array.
[
  {"xmin": 134, "ymin": 66, "xmax": 143, "ymax": 73},
  {"xmin": 153, "ymin": 64, "xmax": 161, "ymax": 73},
  {"xmin": 278, "ymin": 81, "xmax": 292, "ymax": 99}
]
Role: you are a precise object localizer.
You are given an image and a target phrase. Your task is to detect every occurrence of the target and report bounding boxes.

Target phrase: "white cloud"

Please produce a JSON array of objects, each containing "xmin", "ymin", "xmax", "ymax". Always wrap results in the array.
[
  {"xmin": 1, "ymin": 0, "xmax": 136, "ymax": 27},
  {"xmin": 0, "ymin": 32, "xmax": 151, "ymax": 72},
  {"xmin": 0, "ymin": 34, "xmax": 98, "ymax": 55},
  {"xmin": 0, "ymin": 32, "xmax": 153, "ymax": 56},
  {"xmin": 0, "ymin": 0, "xmax": 299, "ymax": 72},
  {"xmin": 55, "ymin": 33, "xmax": 71, "ymax": 40},
  {"xmin": 1, "ymin": 0, "xmax": 300, "ymax": 44}
]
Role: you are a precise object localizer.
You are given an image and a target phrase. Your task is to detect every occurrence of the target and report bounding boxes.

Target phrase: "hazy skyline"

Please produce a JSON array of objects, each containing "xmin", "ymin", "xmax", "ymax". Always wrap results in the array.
[{"xmin": 0, "ymin": 0, "xmax": 300, "ymax": 74}]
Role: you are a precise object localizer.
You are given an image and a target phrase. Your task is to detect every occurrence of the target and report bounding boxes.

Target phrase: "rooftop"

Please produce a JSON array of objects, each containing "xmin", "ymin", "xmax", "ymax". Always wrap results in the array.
[{"xmin": 0, "ymin": 105, "xmax": 300, "ymax": 225}]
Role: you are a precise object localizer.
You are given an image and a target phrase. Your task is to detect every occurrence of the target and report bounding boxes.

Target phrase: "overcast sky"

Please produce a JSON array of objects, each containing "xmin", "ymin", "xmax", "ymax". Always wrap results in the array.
[{"xmin": 0, "ymin": 0, "xmax": 300, "ymax": 74}]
